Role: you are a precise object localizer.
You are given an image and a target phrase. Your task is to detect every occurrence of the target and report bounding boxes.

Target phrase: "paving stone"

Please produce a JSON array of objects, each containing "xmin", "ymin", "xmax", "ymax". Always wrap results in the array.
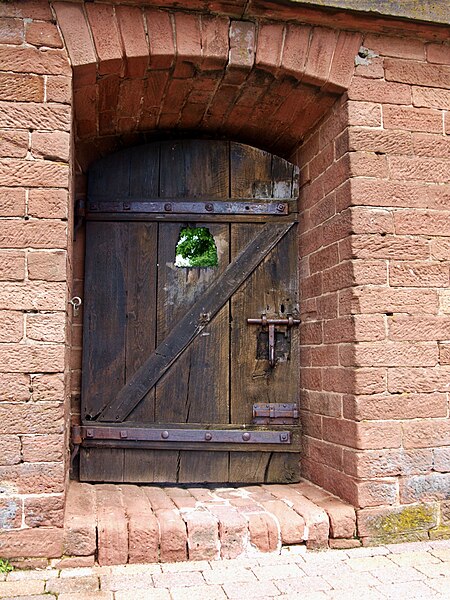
[
  {"xmin": 45, "ymin": 575, "xmax": 100, "ymax": 594},
  {"xmin": 169, "ymin": 584, "xmax": 227, "ymax": 600},
  {"xmin": 427, "ymin": 576, "xmax": 450, "ymax": 595},
  {"xmin": 115, "ymin": 591, "xmax": 170, "ymax": 600},
  {"xmin": 58, "ymin": 593, "xmax": 113, "ymax": 600},
  {"xmin": 203, "ymin": 566, "xmax": 256, "ymax": 585},
  {"xmin": 152, "ymin": 571, "xmax": 205, "ymax": 588},
  {"xmin": 388, "ymin": 550, "xmax": 441, "ymax": 566},
  {"xmin": 323, "ymin": 570, "xmax": 381, "ymax": 589},
  {"xmin": 99, "ymin": 572, "xmax": 156, "ymax": 591},
  {"xmin": 1, "ymin": 596, "xmax": 55, "ymax": 600},
  {"xmin": 161, "ymin": 560, "xmax": 211, "ymax": 572},
  {"xmin": 108, "ymin": 564, "xmax": 162, "ymax": 575},
  {"xmin": 0, "ymin": 580, "xmax": 45, "ymax": 597},
  {"xmin": 346, "ymin": 555, "xmax": 395, "ymax": 571},
  {"xmin": 7, "ymin": 569, "xmax": 59, "ymax": 581},
  {"xmin": 369, "ymin": 565, "xmax": 426, "ymax": 584},
  {"xmin": 344, "ymin": 545, "xmax": 390, "ymax": 557},
  {"xmin": 429, "ymin": 547, "xmax": 450, "ymax": 561},
  {"xmin": 251, "ymin": 563, "xmax": 304, "ymax": 581},
  {"xmin": 414, "ymin": 561, "xmax": 450, "ymax": 577},
  {"xmin": 374, "ymin": 580, "xmax": 440, "ymax": 599},
  {"xmin": 327, "ymin": 589, "xmax": 386, "ymax": 600},
  {"xmin": 275, "ymin": 575, "xmax": 332, "ymax": 594},
  {"xmin": 222, "ymin": 580, "xmax": 280, "ymax": 598},
  {"xmin": 385, "ymin": 541, "xmax": 435, "ymax": 553}
]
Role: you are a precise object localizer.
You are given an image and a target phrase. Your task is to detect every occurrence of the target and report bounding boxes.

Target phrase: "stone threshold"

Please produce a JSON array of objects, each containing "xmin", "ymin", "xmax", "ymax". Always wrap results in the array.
[{"xmin": 62, "ymin": 479, "xmax": 357, "ymax": 567}]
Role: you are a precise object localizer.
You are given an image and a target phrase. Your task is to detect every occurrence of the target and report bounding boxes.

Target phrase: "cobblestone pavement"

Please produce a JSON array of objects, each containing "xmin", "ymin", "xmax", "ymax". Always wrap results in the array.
[{"xmin": 1, "ymin": 539, "xmax": 450, "ymax": 600}]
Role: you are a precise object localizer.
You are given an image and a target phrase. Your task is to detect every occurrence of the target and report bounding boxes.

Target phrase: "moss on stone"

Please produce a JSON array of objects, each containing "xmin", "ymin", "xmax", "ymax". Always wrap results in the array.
[{"xmin": 377, "ymin": 504, "xmax": 436, "ymax": 536}]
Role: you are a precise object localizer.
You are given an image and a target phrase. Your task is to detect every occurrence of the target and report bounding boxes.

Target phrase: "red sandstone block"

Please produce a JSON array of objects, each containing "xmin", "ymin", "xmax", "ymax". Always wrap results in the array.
[
  {"xmin": 400, "ymin": 473, "xmax": 450, "ymax": 504},
  {"xmin": 303, "ymin": 26, "xmax": 337, "ymax": 87},
  {"xmin": 258, "ymin": 499, "xmax": 305, "ymax": 545},
  {"xmin": 246, "ymin": 512, "xmax": 279, "ymax": 552},
  {"xmin": 391, "ymin": 156, "xmax": 449, "ymax": 183},
  {"xmin": 26, "ymin": 21, "xmax": 62, "ymax": 48},
  {"xmin": 1, "ymin": 401, "xmax": 63, "ymax": 434},
  {"xmin": 0, "ymin": 220, "xmax": 67, "ymax": 249},
  {"xmin": 0, "ymin": 130, "xmax": 28, "ymax": 159},
  {"xmin": 389, "ymin": 316, "xmax": 450, "ymax": 342},
  {"xmin": 344, "ymin": 447, "xmax": 433, "ymax": 479},
  {"xmin": 24, "ymin": 494, "xmax": 64, "ymax": 528},
  {"xmin": 281, "ymin": 24, "xmax": 310, "ymax": 78},
  {"xmin": 412, "ymin": 86, "xmax": 450, "ymax": 110},
  {"xmin": 303, "ymin": 436, "xmax": 343, "ymax": 471},
  {"xmin": 413, "ymin": 133, "xmax": 450, "ymax": 158},
  {"xmin": 341, "ymin": 341, "xmax": 438, "ymax": 368},
  {"xmin": 325, "ymin": 31, "xmax": 362, "ymax": 92},
  {"xmin": 182, "ymin": 510, "xmax": 219, "ymax": 561},
  {"xmin": 427, "ymin": 43, "xmax": 450, "ymax": 65},
  {"xmin": 315, "ymin": 496, "xmax": 355, "ymax": 538},
  {"xmin": 344, "ymin": 393, "xmax": 446, "ymax": 421},
  {"xmin": 206, "ymin": 505, "xmax": 247, "ymax": 559},
  {"xmin": 394, "ymin": 210, "xmax": 450, "ymax": 236},
  {"xmin": 64, "ymin": 482, "xmax": 97, "ymax": 557},
  {"xmin": 229, "ymin": 20, "xmax": 255, "ymax": 72},
  {"xmin": 0, "ymin": 73, "xmax": 44, "ymax": 103},
  {"xmin": 323, "ymin": 366, "xmax": 386, "ymax": 395},
  {"xmin": 385, "ymin": 58, "xmax": 450, "ymax": 90},
  {"xmin": 156, "ymin": 509, "xmax": 188, "ymax": 562},
  {"xmin": 86, "ymin": 3, "xmax": 123, "ymax": 76},
  {"xmin": 346, "ymin": 101, "xmax": 381, "ymax": 127},
  {"xmin": 356, "ymin": 479, "xmax": 398, "ymax": 508},
  {"xmin": 116, "ymin": 5, "xmax": 148, "ymax": 78},
  {"xmin": 439, "ymin": 342, "xmax": 450, "ymax": 365},
  {"xmin": 383, "ymin": 105, "xmax": 443, "ymax": 133},
  {"xmin": 349, "ymin": 76, "xmax": 411, "ymax": 105},
  {"xmin": 0, "ymin": 528, "xmax": 63, "ymax": 559},
  {"xmin": 390, "ymin": 261, "xmax": 449, "ymax": 288},
  {"xmin": 343, "ymin": 128, "xmax": 413, "ymax": 156},
  {"xmin": 0, "ymin": 310, "xmax": 22, "ymax": 342},
  {"xmin": 173, "ymin": 12, "xmax": 201, "ymax": 77},
  {"xmin": 0, "ymin": 188, "xmax": 25, "ymax": 217},
  {"xmin": 31, "ymin": 132, "xmax": 70, "ymax": 163},
  {"xmin": 54, "ymin": 555, "xmax": 95, "ymax": 569},
  {"xmin": 256, "ymin": 22, "xmax": 284, "ymax": 73},
  {"xmin": 26, "ymin": 313, "xmax": 65, "ymax": 344},
  {"xmin": 357, "ymin": 504, "xmax": 438, "ymax": 538},
  {"xmin": 323, "ymin": 315, "xmax": 385, "ymax": 344},
  {"xmin": 0, "ymin": 435, "xmax": 21, "ymax": 466},
  {"xmin": 309, "ymin": 244, "xmax": 339, "ymax": 274},
  {"xmin": 0, "ymin": 46, "xmax": 70, "ymax": 76},
  {"xmin": 146, "ymin": 9, "xmax": 175, "ymax": 69},
  {"xmin": 350, "ymin": 233, "xmax": 430, "ymax": 260},
  {"xmin": 0, "ymin": 496, "xmax": 22, "ymax": 529},
  {"xmin": 96, "ymin": 485, "xmax": 128, "ymax": 566},
  {"xmin": 388, "ymin": 366, "xmax": 450, "ymax": 394},
  {"xmin": 0, "ymin": 462, "xmax": 64, "ymax": 494},
  {"xmin": 0, "ymin": 160, "xmax": 69, "ymax": 188},
  {"xmin": 0, "ymin": 1, "xmax": 52, "ymax": 20},
  {"xmin": 0, "ymin": 344, "xmax": 64, "ymax": 373},
  {"xmin": 0, "ymin": 251, "xmax": 25, "ymax": 281},
  {"xmin": 351, "ymin": 206, "xmax": 394, "ymax": 234},
  {"xmin": 350, "ymin": 177, "xmax": 450, "ymax": 210},
  {"xmin": 265, "ymin": 484, "xmax": 329, "ymax": 549},
  {"xmin": 201, "ymin": 16, "xmax": 229, "ymax": 70},
  {"xmin": 402, "ymin": 418, "xmax": 450, "ymax": 449},
  {"xmin": 0, "ymin": 373, "xmax": 29, "ymax": 402},
  {"xmin": 121, "ymin": 485, "xmax": 159, "ymax": 564},
  {"xmin": 4, "ymin": 97, "xmax": 67, "ymax": 133},
  {"xmin": 364, "ymin": 33, "xmax": 425, "ymax": 60},
  {"xmin": 0, "ymin": 17, "xmax": 23, "ymax": 44},
  {"xmin": 46, "ymin": 75, "xmax": 71, "ymax": 104},
  {"xmin": 322, "ymin": 261, "xmax": 353, "ymax": 293},
  {"xmin": 22, "ymin": 433, "xmax": 64, "ymax": 462}
]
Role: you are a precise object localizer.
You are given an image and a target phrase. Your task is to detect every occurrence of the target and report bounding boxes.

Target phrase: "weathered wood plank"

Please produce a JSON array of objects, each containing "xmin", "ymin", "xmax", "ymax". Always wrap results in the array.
[{"xmin": 98, "ymin": 221, "xmax": 294, "ymax": 422}]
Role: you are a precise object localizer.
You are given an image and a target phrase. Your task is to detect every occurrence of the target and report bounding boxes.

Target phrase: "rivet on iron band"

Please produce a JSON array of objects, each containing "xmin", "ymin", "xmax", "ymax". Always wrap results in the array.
[
  {"xmin": 205, "ymin": 432, "xmax": 212, "ymax": 441},
  {"xmin": 164, "ymin": 203, "xmax": 173, "ymax": 212},
  {"xmin": 161, "ymin": 430, "xmax": 170, "ymax": 439},
  {"xmin": 276, "ymin": 203, "xmax": 286, "ymax": 212},
  {"xmin": 242, "ymin": 432, "xmax": 251, "ymax": 441},
  {"xmin": 205, "ymin": 203, "xmax": 214, "ymax": 212},
  {"xmin": 120, "ymin": 430, "xmax": 128, "ymax": 438},
  {"xmin": 86, "ymin": 429, "xmax": 94, "ymax": 438}
]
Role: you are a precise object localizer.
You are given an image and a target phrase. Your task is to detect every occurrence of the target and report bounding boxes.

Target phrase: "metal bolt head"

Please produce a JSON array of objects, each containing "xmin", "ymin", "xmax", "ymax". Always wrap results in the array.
[
  {"xmin": 242, "ymin": 432, "xmax": 251, "ymax": 442},
  {"xmin": 280, "ymin": 432, "xmax": 289, "ymax": 442},
  {"xmin": 205, "ymin": 432, "xmax": 212, "ymax": 441},
  {"xmin": 161, "ymin": 430, "xmax": 170, "ymax": 439},
  {"xmin": 205, "ymin": 203, "xmax": 214, "ymax": 212},
  {"xmin": 276, "ymin": 203, "xmax": 286, "ymax": 213},
  {"xmin": 164, "ymin": 203, "xmax": 173, "ymax": 212}
]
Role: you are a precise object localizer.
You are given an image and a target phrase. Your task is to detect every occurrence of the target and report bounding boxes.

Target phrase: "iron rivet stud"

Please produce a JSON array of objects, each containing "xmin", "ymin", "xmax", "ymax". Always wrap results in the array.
[
  {"xmin": 205, "ymin": 203, "xmax": 214, "ymax": 212},
  {"xmin": 205, "ymin": 432, "xmax": 212, "ymax": 441},
  {"xmin": 276, "ymin": 203, "xmax": 286, "ymax": 212},
  {"xmin": 161, "ymin": 430, "xmax": 169, "ymax": 439},
  {"xmin": 120, "ymin": 430, "xmax": 128, "ymax": 438},
  {"xmin": 164, "ymin": 203, "xmax": 173, "ymax": 212},
  {"xmin": 242, "ymin": 432, "xmax": 251, "ymax": 442},
  {"xmin": 86, "ymin": 429, "xmax": 94, "ymax": 438},
  {"xmin": 280, "ymin": 432, "xmax": 289, "ymax": 442}
]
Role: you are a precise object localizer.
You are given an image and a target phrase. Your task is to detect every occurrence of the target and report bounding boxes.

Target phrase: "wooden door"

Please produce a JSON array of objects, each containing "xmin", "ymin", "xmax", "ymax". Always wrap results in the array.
[{"xmin": 78, "ymin": 140, "xmax": 300, "ymax": 484}]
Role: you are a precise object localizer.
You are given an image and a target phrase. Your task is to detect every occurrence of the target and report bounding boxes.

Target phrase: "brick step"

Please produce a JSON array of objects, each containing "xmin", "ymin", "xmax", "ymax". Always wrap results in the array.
[{"xmin": 62, "ymin": 479, "xmax": 357, "ymax": 567}]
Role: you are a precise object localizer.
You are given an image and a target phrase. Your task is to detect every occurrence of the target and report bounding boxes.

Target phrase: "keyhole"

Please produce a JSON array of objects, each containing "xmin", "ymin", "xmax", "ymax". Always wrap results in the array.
[{"xmin": 280, "ymin": 304, "xmax": 285, "ymax": 313}]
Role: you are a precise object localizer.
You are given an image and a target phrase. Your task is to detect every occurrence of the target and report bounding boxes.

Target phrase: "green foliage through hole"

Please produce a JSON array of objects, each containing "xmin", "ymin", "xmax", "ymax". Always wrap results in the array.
[{"xmin": 175, "ymin": 226, "xmax": 218, "ymax": 268}]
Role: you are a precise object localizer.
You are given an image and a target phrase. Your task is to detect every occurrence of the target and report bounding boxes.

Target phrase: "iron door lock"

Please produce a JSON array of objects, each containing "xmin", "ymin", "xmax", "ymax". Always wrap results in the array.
[{"xmin": 247, "ymin": 315, "xmax": 300, "ymax": 367}]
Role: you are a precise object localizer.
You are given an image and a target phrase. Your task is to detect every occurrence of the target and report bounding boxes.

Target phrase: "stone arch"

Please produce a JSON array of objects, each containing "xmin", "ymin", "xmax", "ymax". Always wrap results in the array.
[{"xmin": 53, "ymin": 1, "xmax": 361, "ymax": 166}]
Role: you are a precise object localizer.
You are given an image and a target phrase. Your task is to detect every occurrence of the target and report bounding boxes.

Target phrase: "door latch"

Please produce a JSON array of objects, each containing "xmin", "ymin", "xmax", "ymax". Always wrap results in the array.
[{"xmin": 247, "ymin": 315, "xmax": 300, "ymax": 367}]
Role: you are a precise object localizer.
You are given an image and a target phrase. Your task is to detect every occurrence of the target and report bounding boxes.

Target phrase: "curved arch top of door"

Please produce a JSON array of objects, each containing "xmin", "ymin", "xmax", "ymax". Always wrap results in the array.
[{"xmin": 79, "ymin": 140, "xmax": 301, "ymax": 485}]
